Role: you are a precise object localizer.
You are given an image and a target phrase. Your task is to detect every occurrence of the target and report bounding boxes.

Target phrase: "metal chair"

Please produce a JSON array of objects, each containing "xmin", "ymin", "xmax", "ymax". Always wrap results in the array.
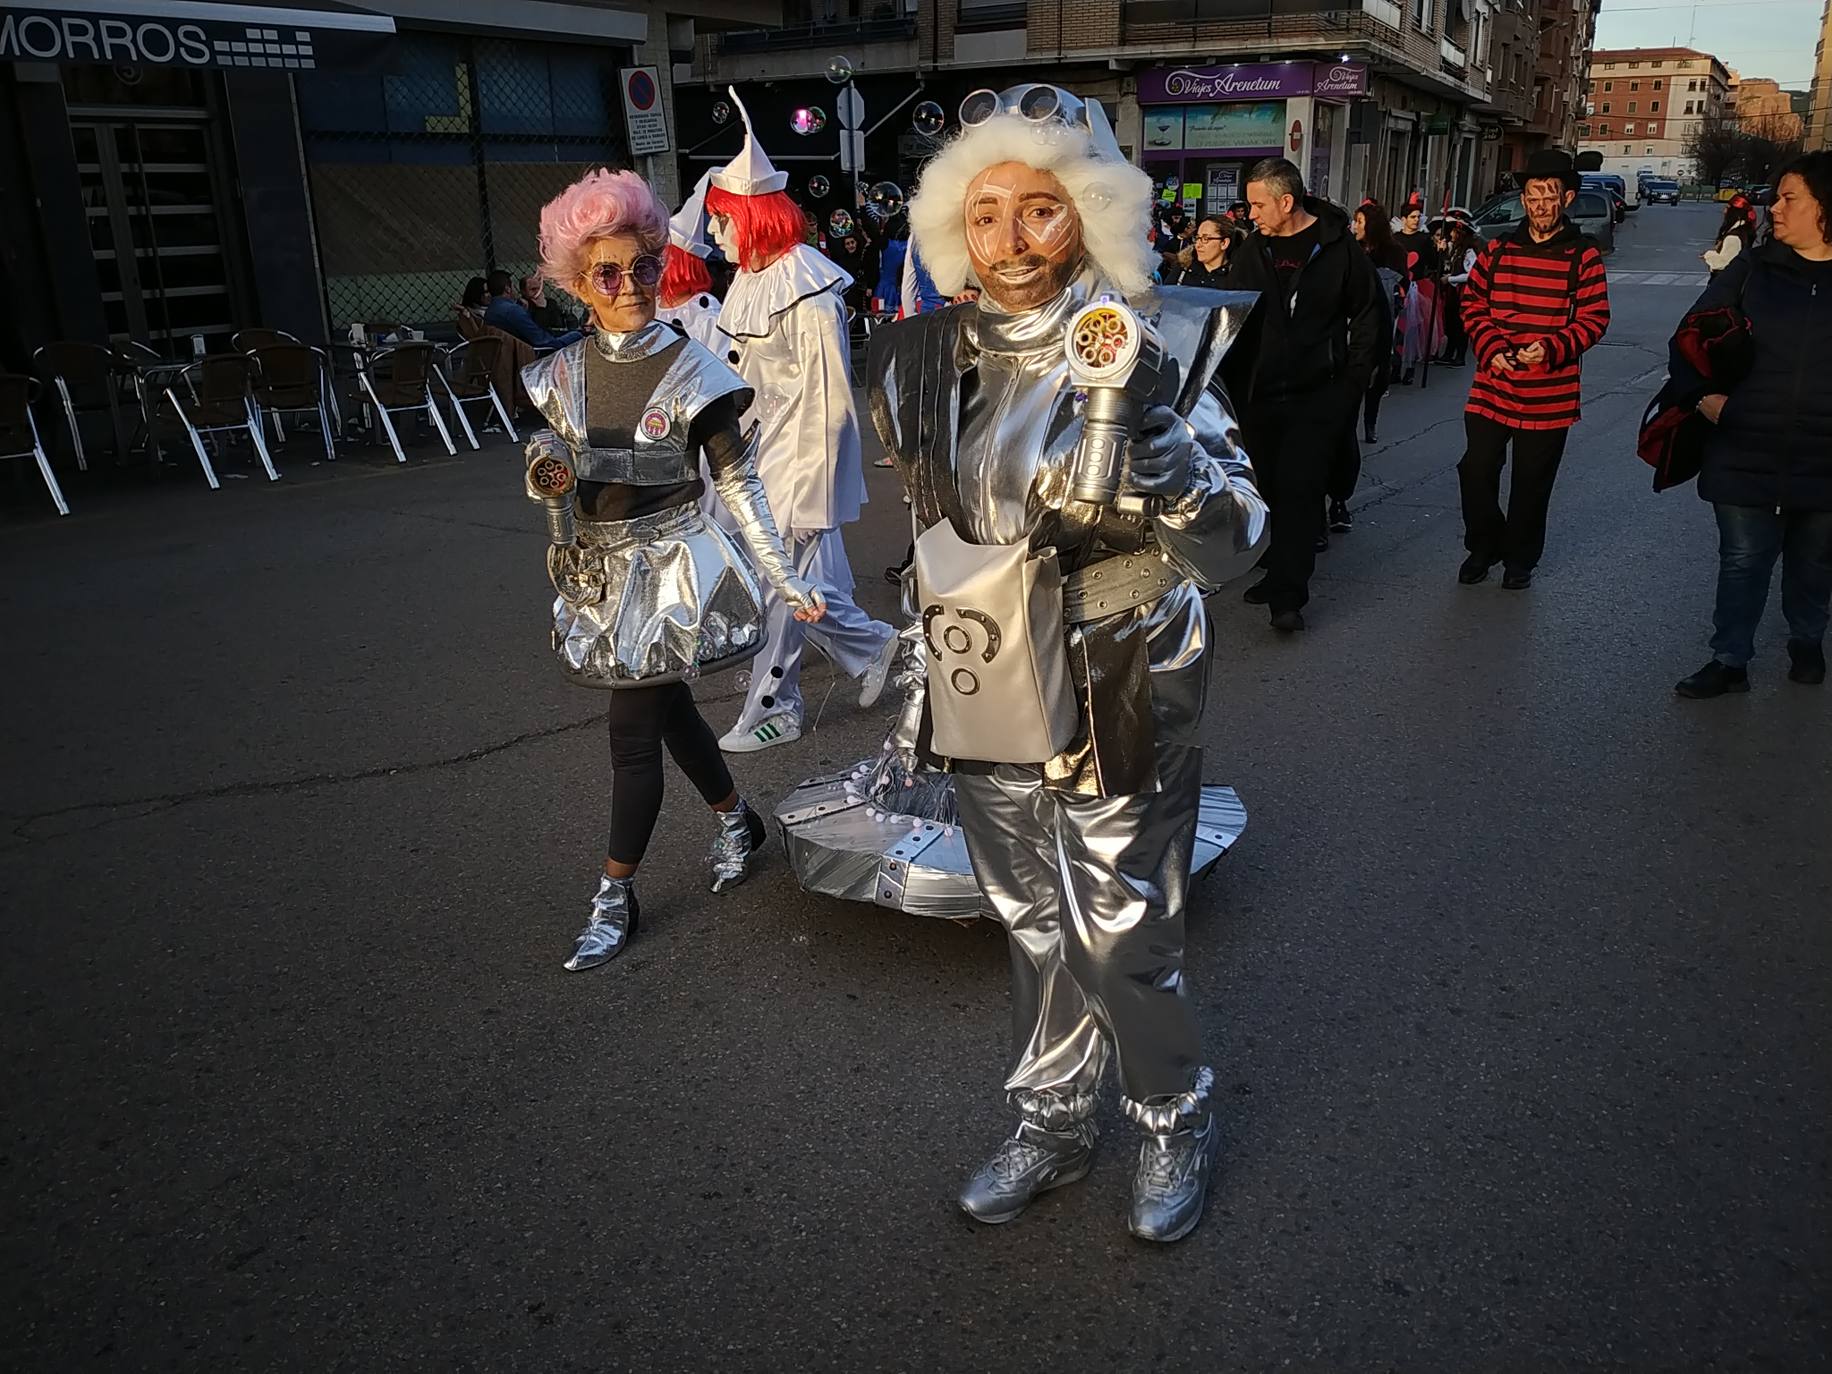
[
  {"xmin": 250, "ymin": 344, "xmax": 336, "ymax": 463},
  {"xmin": 437, "ymin": 337, "xmax": 517, "ymax": 450},
  {"xmin": 32, "ymin": 341, "xmax": 126, "ymax": 471},
  {"xmin": 233, "ymin": 327, "xmax": 301, "ymax": 353},
  {"xmin": 358, "ymin": 342, "xmax": 455, "ymax": 464},
  {"xmin": 0, "ymin": 373, "xmax": 69, "ymax": 516},
  {"xmin": 161, "ymin": 354, "xmax": 279, "ymax": 488}
]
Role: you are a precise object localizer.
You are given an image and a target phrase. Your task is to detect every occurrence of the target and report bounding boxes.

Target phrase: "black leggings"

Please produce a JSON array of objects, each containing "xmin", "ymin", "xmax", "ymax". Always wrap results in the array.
[{"xmin": 605, "ymin": 682, "xmax": 734, "ymax": 865}]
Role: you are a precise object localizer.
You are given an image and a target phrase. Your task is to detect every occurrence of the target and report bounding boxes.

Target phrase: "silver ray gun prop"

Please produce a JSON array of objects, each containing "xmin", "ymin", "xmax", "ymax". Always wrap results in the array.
[
  {"xmin": 525, "ymin": 438, "xmax": 578, "ymax": 547},
  {"xmin": 1063, "ymin": 296, "xmax": 1179, "ymax": 521}
]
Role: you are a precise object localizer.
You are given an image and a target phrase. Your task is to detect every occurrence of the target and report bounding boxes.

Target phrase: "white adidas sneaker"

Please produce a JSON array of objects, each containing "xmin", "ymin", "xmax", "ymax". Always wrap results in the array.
[{"xmin": 719, "ymin": 714, "xmax": 803, "ymax": 753}]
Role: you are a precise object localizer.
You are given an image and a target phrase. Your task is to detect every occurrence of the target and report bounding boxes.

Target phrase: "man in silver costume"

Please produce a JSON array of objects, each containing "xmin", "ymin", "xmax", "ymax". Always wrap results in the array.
[{"xmin": 870, "ymin": 85, "xmax": 1268, "ymax": 1241}]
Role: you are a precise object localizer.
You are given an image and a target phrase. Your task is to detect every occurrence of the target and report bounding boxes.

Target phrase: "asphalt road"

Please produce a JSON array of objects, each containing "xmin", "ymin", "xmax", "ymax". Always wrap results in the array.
[{"xmin": 3, "ymin": 201, "xmax": 1827, "ymax": 1372}]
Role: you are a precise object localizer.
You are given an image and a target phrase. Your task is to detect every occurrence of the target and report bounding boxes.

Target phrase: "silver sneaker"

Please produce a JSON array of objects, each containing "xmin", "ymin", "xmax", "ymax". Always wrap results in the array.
[
  {"xmin": 709, "ymin": 800, "xmax": 767, "ymax": 894},
  {"xmin": 857, "ymin": 633, "xmax": 899, "ymax": 709},
  {"xmin": 958, "ymin": 1119, "xmax": 1097, "ymax": 1225},
  {"xmin": 563, "ymin": 873, "xmax": 638, "ymax": 971},
  {"xmin": 1128, "ymin": 1112, "xmax": 1218, "ymax": 1243}
]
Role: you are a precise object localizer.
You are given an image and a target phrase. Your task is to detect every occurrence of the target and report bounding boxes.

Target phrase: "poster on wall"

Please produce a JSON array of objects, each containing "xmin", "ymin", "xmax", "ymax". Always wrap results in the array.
[
  {"xmin": 1183, "ymin": 102, "xmax": 1287, "ymax": 151},
  {"xmin": 1206, "ymin": 166, "xmax": 1238, "ymax": 215},
  {"xmin": 1145, "ymin": 108, "xmax": 1186, "ymax": 151}
]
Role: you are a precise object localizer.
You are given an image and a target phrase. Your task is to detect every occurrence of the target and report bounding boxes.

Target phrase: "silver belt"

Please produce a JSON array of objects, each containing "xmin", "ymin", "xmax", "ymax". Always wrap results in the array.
[{"xmin": 1061, "ymin": 553, "xmax": 1179, "ymax": 624}]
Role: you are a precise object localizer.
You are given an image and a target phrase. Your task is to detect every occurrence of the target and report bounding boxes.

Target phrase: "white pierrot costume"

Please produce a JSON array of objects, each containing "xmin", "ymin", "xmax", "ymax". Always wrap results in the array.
[
  {"xmin": 657, "ymin": 169, "xmax": 725, "ymax": 355},
  {"xmin": 708, "ymin": 86, "xmax": 893, "ymax": 749}
]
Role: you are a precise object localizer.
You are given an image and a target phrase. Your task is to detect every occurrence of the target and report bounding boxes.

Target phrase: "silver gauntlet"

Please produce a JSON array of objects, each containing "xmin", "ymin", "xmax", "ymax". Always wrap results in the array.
[
  {"xmin": 712, "ymin": 435, "xmax": 821, "ymax": 615},
  {"xmin": 524, "ymin": 430, "xmax": 577, "ymax": 548}
]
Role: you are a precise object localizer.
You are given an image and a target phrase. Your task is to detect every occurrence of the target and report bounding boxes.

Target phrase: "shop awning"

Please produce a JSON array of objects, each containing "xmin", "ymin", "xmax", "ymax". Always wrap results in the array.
[{"xmin": 0, "ymin": 0, "xmax": 395, "ymax": 72}]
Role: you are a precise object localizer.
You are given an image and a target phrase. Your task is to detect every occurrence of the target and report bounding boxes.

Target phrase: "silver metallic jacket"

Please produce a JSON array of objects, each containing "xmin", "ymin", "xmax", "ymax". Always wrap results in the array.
[
  {"xmin": 521, "ymin": 324, "xmax": 808, "ymax": 687},
  {"xmin": 867, "ymin": 271, "xmax": 1269, "ymax": 796}
]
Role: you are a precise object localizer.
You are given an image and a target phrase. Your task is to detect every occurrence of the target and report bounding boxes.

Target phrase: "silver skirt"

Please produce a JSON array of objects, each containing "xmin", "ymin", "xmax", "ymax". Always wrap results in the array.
[{"xmin": 549, "ymin": 506, "xmax": 766, "ymax": 689}]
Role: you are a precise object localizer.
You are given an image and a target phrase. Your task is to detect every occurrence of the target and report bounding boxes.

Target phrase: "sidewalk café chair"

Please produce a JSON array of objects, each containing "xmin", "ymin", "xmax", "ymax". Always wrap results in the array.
[
  {"xmin": 436, "ymin": 337, "xmax": 518, "ymax": 450},
  {"xmin": 0, "ymin": 373, "xmax": 69, "ymax": 515},
  {"xmin": 250, "ymin": 344, "xmax": 336, "ymax": 463},
  {"xmin": 358, "ymin": 341, "xmax": 456, "ymax": 464},
  {"xmin": 112, "ymin": 341, "xmax": 170, "ymax": 461},
  {"xmin": 161, "ymin": 353, "xmax": 279, "ymax": 488},
  {"xmin": 32, "ymin": 340, "xmax": 126, "ymax": 471},
  {"xmin": 233, "ymin": 327, "xmax": 301, "ymax": 354}
]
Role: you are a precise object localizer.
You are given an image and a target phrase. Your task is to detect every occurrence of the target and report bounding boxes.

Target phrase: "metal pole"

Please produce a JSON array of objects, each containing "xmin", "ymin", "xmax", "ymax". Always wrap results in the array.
[{"xmin": 465, "ymin": 47, "xmax": 495, "ymax": 272}]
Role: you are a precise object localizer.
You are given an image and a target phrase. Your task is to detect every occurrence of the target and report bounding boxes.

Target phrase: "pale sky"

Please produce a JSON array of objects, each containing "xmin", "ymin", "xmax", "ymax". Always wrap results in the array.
[{"xmin": 1593, "ymin": 0, "xmax": 1824, "ymax": 90}]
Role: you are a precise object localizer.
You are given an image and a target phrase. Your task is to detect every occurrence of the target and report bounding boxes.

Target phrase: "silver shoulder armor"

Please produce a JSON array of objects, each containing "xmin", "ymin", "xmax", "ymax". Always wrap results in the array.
[{"xmin": 520, "ymin": 340, "xmax": 590, "ymax": 450}]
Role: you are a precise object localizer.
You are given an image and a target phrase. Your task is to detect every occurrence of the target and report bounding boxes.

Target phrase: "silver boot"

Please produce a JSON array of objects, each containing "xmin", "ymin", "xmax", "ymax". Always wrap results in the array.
[
  {"xmin": 1124, "ymin": 1067, "xmax": 1218, "ymax": 1242},
  {"xmin": 563, "ymin": 873, "xmax": 639, "ymax": 971},
  {"xmin": 959, "ymin": 1099, "xmax": 1098, "ymax": 1225},
  {"xmin": 709, "ymin": 799, "xmax": 767, "ymax": 894}
]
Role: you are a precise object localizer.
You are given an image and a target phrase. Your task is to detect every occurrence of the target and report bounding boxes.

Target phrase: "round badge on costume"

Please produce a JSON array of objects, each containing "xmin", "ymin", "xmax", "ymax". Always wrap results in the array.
[{"xmin": 639, "ymin": 406, "xmax": 671, "ymax": 440}]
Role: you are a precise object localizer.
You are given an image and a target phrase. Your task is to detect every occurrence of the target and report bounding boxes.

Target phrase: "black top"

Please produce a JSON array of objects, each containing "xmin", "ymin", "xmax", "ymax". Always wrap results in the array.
[
  {"xmin": 577, "ymin": 335, "xmax": 747, "ymax": 521},
  {"xmin": 1393, "ymin": 230, "xmax": 1441, "ymax": 282},
  {"xmin": 1172, "ymin": 260, "xmax": 1230, "ymax": 289}
]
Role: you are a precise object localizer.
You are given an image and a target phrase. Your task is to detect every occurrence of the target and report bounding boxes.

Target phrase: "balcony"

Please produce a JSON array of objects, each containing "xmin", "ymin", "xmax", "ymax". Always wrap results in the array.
[
  {"xmin": 1441, "ymin": 35, "xmax": 1468, "ymax": 70},
  {"xmin": 715, "ymin": 14, "xmax": 916, "ymax": 55}
]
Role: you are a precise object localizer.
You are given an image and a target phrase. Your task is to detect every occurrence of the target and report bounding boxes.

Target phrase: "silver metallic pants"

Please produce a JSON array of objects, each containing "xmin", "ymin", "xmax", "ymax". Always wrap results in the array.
[{"xmin": 955, "ymin": 743, "xmax": 1206, "ymax": 1121}]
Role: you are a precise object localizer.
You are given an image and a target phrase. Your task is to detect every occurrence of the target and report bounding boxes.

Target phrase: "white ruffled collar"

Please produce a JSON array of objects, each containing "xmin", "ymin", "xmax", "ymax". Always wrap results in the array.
[{"xmin": 717, "ymin": 243, "xmax": 851, "ymax": 340}]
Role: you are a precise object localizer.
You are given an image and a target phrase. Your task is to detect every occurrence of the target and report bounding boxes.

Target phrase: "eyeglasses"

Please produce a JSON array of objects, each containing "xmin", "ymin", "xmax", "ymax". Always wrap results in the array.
[
  {"xmin": 587, "ymin": 255, "xmax": 663, "ymax": 297},
  {"xmin": 1195, "ymin": 234, "xmax": 1224, "ymax": 242}
]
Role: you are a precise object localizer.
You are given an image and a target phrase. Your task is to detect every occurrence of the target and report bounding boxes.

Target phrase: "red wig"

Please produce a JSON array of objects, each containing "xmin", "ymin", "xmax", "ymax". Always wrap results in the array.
[
  {"xmin": 704, "ymin": 186, "xmax": 805, "ymax": 271},
  {"xmin": 659, "ymin": 242, "xmax": 713, "ymax": 307}
]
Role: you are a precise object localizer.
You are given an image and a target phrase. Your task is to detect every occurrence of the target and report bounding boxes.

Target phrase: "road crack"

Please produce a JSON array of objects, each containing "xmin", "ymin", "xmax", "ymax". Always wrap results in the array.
[{"xmin": 4, "ymin": 713, "xmax": 601, "ymax": 846}]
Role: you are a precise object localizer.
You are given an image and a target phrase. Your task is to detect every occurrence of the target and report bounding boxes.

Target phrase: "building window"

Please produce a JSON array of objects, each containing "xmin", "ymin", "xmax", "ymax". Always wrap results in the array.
[
  {"xmin": 1412, "ymin": 0, "xmax": 1428, "ymax": 30},
  {"xmin": 1623, "ymin": 143, "xmax": 1631, "ymax": 154},
  {"xmin": 1651, "ymin": 59, "xmax": 1662, "ymax": 68},
  {"xmin": 1601, "ymin": 102, "xmax": 1611, "ymax": 113},
  {"xmin": 1627, "ymin": 101, "xmax": 1636, "ymax": 113},
  {"xmin": 1578, "ymin": 124, "xmax": 1591, "ymax": 138},
  {"xmin": 1653, "ymin": 79, "xmax": 1663, "ymax": 90},
  {"xmin": 1606, "ymin": 61, "xmax": 1617, "ymax": 70},
  {"xmin": 1645, "ymin": 145, "xmax": 1655, "ymax": 154},
  {"xmin": 1604, "ymin": 81, "xmax": 1613, "ymax": 92},
  {"xmin": 1684, "ymin": 101, "xmax": 1695, "ymax": 114},
  {"xmin": 1624, "ymin": 122, "xmax": 1635, "ymax": 135},
  {"xmin": 1650, "ymin": 100, "xmax": 1659, "ymax": 112},
  {"xmin": 1630, "ymin": 80, "xmax": 1640, "ymax": 91},
  {"xmin": 1688, "ymin": 80, "xmax": 1698, "ymax": 91},
  {"xmin": 1597, "ymin": 123, "xmax": 1610, "ymax": 136}
]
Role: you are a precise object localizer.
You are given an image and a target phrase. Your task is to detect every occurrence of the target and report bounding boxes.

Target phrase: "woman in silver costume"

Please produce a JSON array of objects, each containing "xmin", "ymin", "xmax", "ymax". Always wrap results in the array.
[
  {"xmin": 870, "ymin": 86, "xmax": 1268, "ymax": 1242},
  {"xmin": 521, "ymin": 169, "xmax": 824, "ymax": 971}
]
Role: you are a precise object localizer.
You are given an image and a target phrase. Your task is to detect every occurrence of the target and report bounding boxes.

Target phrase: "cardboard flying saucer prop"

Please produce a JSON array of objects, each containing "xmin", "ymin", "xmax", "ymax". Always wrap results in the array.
[{"xmin": 776, "ymin": 762, "xmax": 1247, "ymax": 922}]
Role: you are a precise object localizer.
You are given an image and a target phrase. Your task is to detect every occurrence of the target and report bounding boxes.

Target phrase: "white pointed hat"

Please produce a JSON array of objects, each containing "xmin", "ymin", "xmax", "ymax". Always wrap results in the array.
[
  {"xmin": 709, "ymin": 86, "xmax": 789, "ymax": 196},
  {"xmin": 670, "ymin": 169, "xmax": 715, "ymax": 258}
]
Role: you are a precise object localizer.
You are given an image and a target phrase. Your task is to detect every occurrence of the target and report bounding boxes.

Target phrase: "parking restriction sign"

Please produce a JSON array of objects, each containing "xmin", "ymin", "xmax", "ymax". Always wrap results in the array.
[{"xmin": 620, "ymin": 66, "xmax": 670, "ymax": 156}]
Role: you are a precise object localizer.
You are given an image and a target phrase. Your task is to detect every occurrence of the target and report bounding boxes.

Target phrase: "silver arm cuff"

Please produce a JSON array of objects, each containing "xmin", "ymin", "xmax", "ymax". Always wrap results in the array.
[
  {"xmin": 1150, "ymin": 389, "xmax": 1268, "ymax": 590},
  {"xmin": 710, "ymin": 433, "xmax": 801, "ymax": 598}
]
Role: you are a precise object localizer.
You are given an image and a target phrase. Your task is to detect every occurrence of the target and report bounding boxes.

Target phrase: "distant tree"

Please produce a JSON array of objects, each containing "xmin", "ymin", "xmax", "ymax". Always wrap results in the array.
[
  {"xmin": 1738, "ymin": 114, "xmax": 1805, "ymax": 186},
  {"xmin": 1684, "ymin": 112, "xmax": 1743, "ymax": 186}
]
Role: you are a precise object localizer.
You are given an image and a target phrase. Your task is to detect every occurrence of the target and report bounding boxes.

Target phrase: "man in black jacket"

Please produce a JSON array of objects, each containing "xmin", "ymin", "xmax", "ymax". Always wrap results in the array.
[{"xmin": 1225, "ymin": 158, "xmax": 1384, "ymax": 630}]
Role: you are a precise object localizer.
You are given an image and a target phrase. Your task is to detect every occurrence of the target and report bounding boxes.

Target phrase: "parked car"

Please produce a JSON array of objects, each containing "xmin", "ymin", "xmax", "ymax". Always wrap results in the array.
[
  {"xmin": 1470, "ymin": 189, "xmax": 1617, "ymax": 253},
  {"xmin": 1582, "ymin": 172, "xmax": 1636, "ymax": 211},
  {"xmin": 1644, "ymin": 179, "xmax": 1680, "ymax": 205}
]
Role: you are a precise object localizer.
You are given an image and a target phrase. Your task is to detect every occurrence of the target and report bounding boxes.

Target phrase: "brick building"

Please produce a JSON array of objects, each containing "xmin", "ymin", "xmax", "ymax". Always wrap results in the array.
[
  {"xmin": 1811, "ymin": 0, "xmax": 1832, "ymax": 151},
  {"xmin": 1577, "ymin": 46, "xmax": 1730, "ymax": 183}
]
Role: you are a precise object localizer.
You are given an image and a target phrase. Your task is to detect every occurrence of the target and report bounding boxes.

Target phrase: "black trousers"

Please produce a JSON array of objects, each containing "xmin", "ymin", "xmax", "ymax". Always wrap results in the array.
[
  {"xmin": 1244, "ymin": 385, "xmax": 1355, "ymax": 613},
  {"xmin": 1457, "ymin": 413, "xmax": 1570, "ymax": 573},
  {"xmin": 1329, "ymin": 425, "xmax": 1362, "ymax": 505},
  {"xmin": 605, "ymin": 681, "xmax": 734, "ymax": 865},
  {"xmin": 1441, "ymin": 286, "xmax": 1466, "ymax": 362}
]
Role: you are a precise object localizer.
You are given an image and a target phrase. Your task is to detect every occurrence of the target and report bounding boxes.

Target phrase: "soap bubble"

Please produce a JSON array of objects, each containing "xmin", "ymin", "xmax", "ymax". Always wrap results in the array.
[
  {"xmin": 790, "ymin": 106, "xmax": 827, "ymax": 136},
  {"xmin": 912, "ymin": 100, "xmax": 945, "ymax": 137},
  {"xmin": 828, "ymin": 208, "xmax": 855, "ymax": 236},
  {"xmin": 825, "ymin": 55, "xmax": 855, "ymax": 85},
  {"xmin": 808, "ymin": 174, "xmax": 831, "ymax": 198},
  {"xmin": 711, "ymin": 100, "xmax": 732, "ymax": 125},
  {"xmin": 1085, "ymin": 183, "xmax": 1114, "ymax": 210},
  {"xmin": 867, "ymin": 180, "xmax": 905, "ymax": 214}
]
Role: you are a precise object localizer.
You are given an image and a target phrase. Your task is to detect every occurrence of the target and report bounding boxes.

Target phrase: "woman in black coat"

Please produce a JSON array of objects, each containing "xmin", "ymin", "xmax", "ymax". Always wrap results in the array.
[{"xmin": 1673, "ymin": 153, "xmax": 1832, "ymax": 697}]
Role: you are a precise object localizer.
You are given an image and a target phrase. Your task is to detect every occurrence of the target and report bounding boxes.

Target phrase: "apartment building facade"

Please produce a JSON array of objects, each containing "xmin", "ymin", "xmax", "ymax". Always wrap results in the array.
[
  {"xmin": 674, "ymin": 0, "xmax": 1601, "ymax": 220},
  {"xmin": 1806, "ymin": 0, "xmax": 1831, "ymax": 151},
  {"xmin": 1578, "ymin": 46, "xmax": 1730, "ymax": 182}
]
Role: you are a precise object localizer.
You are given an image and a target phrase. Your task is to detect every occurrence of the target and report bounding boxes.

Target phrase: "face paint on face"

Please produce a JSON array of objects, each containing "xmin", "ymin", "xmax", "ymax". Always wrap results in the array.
[
  {"xmin": 709, "ymin": 212, "xmax": 737, "ymax": 261},
  {"xmin": 962, "ymin": 161, "xmax": 1084, "ymax": 312}
]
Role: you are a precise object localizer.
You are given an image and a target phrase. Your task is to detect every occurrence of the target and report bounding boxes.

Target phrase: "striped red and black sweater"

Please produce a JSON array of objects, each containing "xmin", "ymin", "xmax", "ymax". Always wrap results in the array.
[{"xmin": 1462, "ymin": 219, "xmax": 1610, "ymax": 431}]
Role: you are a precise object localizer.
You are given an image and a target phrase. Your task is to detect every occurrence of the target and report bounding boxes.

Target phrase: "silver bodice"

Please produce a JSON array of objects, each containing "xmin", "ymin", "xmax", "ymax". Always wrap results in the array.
[{"xmin": 521, "ymin": 323, "xmax": 751, "ymax": 486}]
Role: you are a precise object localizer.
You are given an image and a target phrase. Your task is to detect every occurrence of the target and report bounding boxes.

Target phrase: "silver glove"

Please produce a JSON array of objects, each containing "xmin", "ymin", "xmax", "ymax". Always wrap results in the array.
[
  {"xmin": 712, "ymin": 430, "xmax": 825, "ymax": 618},
  {"xmin": 524, "ymin": 429, "xmax": 577, "ymax": 547}
]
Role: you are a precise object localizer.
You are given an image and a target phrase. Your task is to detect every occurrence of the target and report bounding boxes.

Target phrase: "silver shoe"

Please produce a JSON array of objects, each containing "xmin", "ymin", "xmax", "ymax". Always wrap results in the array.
[
  {"xmin": 709, "ymin": 799, "xmax": 767, "ymax": 893},
  {"xmin": 563, "ymin": 873, "xmax": 639, "ymax": 971},
  {"xmin": 958, "ymin": 1119, "xmax": 1097, "ymax": 1225},
  {"xmin": 1128, "ymin": 1112, "xmax": 1218, "ymax": 1243}
]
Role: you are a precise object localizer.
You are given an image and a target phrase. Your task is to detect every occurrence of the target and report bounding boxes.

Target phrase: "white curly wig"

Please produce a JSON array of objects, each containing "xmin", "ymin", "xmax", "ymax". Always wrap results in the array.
[{"xmin": 907, "ymin": 114, "xmax": 1157, "ymax": 299}]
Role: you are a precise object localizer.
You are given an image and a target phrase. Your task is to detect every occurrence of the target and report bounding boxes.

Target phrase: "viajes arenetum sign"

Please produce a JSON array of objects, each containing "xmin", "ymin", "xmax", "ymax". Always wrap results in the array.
[{"xmin": 1138, "ymin": 61, "xmax": 1369, "ymax": 104}]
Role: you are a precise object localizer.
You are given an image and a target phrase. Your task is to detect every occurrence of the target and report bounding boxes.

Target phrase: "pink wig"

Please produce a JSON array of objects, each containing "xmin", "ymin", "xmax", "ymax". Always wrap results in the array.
[
  {"xmin": 538, "ymin": 168, "xmax": 667, "ymax": 289},
  {"xmin": 704, "ymin": 186, "xmax": 806, "ymax": 271},
  {"xmin": 659, "ymin": 243, "xmax": 713, "ymax": 307}
]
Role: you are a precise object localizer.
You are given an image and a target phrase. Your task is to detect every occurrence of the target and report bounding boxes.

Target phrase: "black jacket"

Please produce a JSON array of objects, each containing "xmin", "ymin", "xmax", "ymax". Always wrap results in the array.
[
  {"xmin": 1224, "ymin": 198, "xmax": 1384, "ymax": 401},
  {"xmin": 1170, "ymin": 260, "xmax": 1229, "ymax": 289},
  {"xmin": 1672, "ymin": 242, "xmax": 1832, "ymax": 511}
]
